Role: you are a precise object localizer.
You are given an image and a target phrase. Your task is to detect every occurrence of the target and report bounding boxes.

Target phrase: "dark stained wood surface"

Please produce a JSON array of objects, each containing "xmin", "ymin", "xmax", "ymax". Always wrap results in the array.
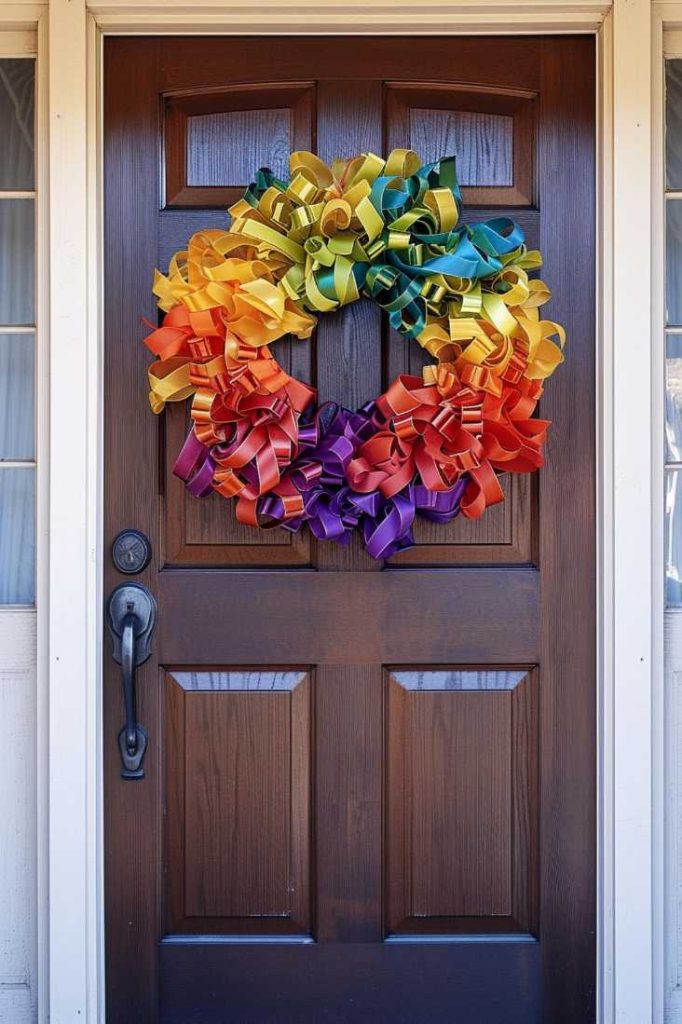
[
  {"xmin": 165, "ymin": 672, "xmax": 311, "ymax": 934},
  {"xmin": 160, "ymin": 941, "xmax": 541, "ymax": 1024},
  {"xmin": 104, "ymin": 35, "xmax": 596, "ymax": 1024},
  {"xmin": 386, "ymin": 669, "xmax": 538, "ymax": 936},
  {"xmin": 315, "ymin": 665, "xmax": 383, "ymax": 942},
  {"xmin": 385, "ymin": 81, "xmax": 536, "ymax": 206},
  {"xmin": 104, "ymin": 38, "xmax": 161, "ymax": 1024},
  {"xmin": 165, "ymin": 83, "xmax": 314, "ymax": 207},
  {"xmin": 158, "ymin": 569, "xmax": 539, "ymax": 664},
  {"xmin": 537, "ymin": 37, "xmax": 596, "ymax": 1024}
]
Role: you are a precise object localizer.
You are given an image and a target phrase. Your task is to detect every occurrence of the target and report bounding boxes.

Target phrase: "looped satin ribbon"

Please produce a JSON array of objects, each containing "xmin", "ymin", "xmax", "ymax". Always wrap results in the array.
[
  {"xmin": 258, "ymin": 403, "xmax": 469, "ymax": 559},
  {"xmin": 151, "ymin": 149, "xmax": 564, "ymax": 381},
  {"xmin": 144, "ymin": 148, "xmax": 566, "ymax": 558}
]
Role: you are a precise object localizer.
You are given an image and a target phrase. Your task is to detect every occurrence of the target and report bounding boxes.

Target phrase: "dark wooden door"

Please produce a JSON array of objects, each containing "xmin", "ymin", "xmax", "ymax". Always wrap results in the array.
[{"xmin": 104, "ymin": 36, "xmax": 595, "ymax": 1024}]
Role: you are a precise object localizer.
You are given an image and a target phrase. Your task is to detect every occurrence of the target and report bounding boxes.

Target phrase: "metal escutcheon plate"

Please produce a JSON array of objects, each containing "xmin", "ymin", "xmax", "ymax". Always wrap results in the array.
[
  {"xmin": 107, "ymin": 583, "xmax": 157, "ymax": 666},
  {"xmin": 111, "ymin": 529, "xmax": 152, "ymax": 575}
]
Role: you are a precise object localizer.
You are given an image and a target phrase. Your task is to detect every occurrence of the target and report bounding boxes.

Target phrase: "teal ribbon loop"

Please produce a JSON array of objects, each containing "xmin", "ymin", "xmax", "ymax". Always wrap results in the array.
[{"xmin": 242, "ymin": 153, "xmax": 532, "ymax": 341}]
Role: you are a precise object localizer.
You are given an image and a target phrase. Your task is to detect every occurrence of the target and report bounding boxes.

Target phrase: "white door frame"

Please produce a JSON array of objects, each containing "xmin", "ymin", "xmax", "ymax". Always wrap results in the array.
[{"xmin": 34, "ymin": 1, "xmax": 659, "ymax": 1021}]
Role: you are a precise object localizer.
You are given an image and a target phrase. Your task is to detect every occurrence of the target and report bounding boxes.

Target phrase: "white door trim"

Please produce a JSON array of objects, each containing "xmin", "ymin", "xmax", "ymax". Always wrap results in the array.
[{"xmin": 39, "ymin": 1, "xmax": 659, "ymax": 1021}]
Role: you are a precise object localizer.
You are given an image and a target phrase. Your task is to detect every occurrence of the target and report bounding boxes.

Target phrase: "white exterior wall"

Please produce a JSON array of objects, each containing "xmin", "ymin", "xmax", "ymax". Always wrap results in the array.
[
  {"xmin": 666, "ymin": 614, "xmax": 682, "ymax": 1020},
  {"xmin": 0, "ymin": 613, "xmax": 37, "ymax": 1024}
]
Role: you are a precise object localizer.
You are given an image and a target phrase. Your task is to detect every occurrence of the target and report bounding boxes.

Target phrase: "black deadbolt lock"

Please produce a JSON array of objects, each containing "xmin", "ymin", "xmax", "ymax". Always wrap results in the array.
[{"xmin": 111, "ymin": 529, "xmax": 152, "ymax": 575}]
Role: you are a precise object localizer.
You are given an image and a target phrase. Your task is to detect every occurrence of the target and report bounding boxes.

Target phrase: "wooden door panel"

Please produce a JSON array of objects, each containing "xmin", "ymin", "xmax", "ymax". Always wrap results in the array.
[
  {"xmin": 386, "ymin": 669, "xmax": 538, "ymax": 935},
  {"xmin": 385, "ymin": 82, "xmax": 536, "ymax": 206},
  {"xmin": 165, "ymin": 671, "xmax": 311, "ymax": 935},
  {"xmin": 158, "ymin": 570, "xmax": 539, "ymax": 664},
  {"xmin": 159, "ymin": 942, "xmax": 541, "ymax": 1024},
  {"xmin": 105, "ymin": 35, "xmax": 595, "ymax": 1024},
  {"xmin": 390, "ymin": 471, "xmax": 534, "ymax": 564},
  {"xmin": 163, "ymin": 667, "xmax": 538, "ymax": 942},
  {"xmin": 164, "ymin": 83, "xmax": 314, "ymax": 207},
  {"xmin": 163, "ymin": 393, "xmax": 312, "ymax": 566},
  {"xmin": 384, "ymin": 80, "xmax": 537, "ymax": 563}
]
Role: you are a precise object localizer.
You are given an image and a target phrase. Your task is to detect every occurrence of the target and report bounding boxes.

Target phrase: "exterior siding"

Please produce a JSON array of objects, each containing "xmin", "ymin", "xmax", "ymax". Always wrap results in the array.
[{"xmin": 0, "ymin": 612, "xmax": 37, "ymax": 1024}]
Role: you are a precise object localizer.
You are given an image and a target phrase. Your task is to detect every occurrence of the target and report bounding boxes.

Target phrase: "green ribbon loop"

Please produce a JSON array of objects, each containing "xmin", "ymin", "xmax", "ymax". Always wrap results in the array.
[{"xmin": 237, "ymin": 150, "xmax": 543, "ymax": 347}]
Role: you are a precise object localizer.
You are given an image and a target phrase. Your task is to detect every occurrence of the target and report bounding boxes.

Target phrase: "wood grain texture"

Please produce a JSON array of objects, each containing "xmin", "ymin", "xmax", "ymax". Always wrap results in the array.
[
  {"xmin": 187, "ymin": 108, "xmax": 292, "ymax": 186},
  {"xmin": 386, "ymin": 669, "xmax": 538, "ymax": 936},
  {"xmin": 184, "ymin": 692, "xmax": 291, "ymax": 916},
  {"xmin": 386, "ymin": 82, "xmax": 536, "ymax": 207},
  {"xmin": 537, "ymin": 37, "xmax": 596, "ymax": 1024},
  {"xmin": 160, "ymin": 941, "xmax": 541, "ymax": 1024},
  {"xmin": 315, "ymin": 665, "xmax": 383, "ymax": 942},
  {"xmin": 389, "ymin": 472, "xmax": 534, "ymax": 566},
  {"xmin": 158, "ymin": 208, "xmax": 231, "ymax": 269},
  {"xmin": 410, "ymin": 691, "xmax": 512, "ymax": 917},
  {"xmin": 157, "ymin": 38, "xmax": 542, "ymax": 93},
  {"xmin": 165, "ymin": 671, "xmax": 311, "ymax": 935},
  {"xmin": 164, "ymin": 83, "xmax": 313, "ymax": 208},
  {"xmin": 103, "ymin": 38, "xmax": 162, "ymax": 1024},
  {"xmin": 409, "ymin": 108, "xmax": 513, "ymax": 186},
  {"xmin": 159, "ymin": 569, "xmax": 540, "ymax": 665}
]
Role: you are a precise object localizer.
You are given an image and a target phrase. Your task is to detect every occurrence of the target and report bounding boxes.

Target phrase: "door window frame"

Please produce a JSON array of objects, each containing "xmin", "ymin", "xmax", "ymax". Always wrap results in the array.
[{"xmin": 16, "ymin": 1, "xmax": 658, "ymax": 1021}]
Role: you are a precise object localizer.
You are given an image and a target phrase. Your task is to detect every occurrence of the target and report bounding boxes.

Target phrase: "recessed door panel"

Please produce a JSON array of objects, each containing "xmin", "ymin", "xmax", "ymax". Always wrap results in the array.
[
  {"xmin": 386, "ymin": 669, "xmax": 538, "ymax": 935},
  {"xmin": 165, "ymin": 670, "xmax": 311, "ymax": 935}
]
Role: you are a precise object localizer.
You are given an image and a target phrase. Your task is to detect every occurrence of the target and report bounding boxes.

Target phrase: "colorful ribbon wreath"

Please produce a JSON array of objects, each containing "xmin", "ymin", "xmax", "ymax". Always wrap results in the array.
[{"xmin": 144, "ymin": 148, "xmax": 565, "ymax": 559}]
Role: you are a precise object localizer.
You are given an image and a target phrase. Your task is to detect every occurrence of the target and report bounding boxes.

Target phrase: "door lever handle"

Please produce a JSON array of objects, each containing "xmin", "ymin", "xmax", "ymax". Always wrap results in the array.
[{"xmin": 107, "ymin": 582, "xmax": 157, "ymax": 779}]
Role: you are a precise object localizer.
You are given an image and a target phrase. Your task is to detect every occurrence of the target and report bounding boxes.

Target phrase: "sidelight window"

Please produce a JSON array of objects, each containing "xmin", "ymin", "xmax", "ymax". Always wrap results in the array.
[{"xmin": 0, "ymin": 57, "xmax": 35, "ymax": 605}]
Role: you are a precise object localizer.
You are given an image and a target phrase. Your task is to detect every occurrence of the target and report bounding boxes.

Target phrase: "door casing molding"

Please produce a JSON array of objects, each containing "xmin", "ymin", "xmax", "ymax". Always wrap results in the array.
[{"xmin": 30, "ymin": 0, "xmax": 657, "ymax": 1021}]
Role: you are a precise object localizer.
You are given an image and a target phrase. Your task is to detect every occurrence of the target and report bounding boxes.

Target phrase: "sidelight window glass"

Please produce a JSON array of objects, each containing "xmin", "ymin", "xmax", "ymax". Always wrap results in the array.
[
  {"xmin": 0, "ymin": 468, "xmax": 34, "ymax": 604},
  {"xmin": 0, "ymin": 58, "xmax": 34, "ymax": 189},
  {"xmin": 0, "ymin": 332, "xmax": 34, "ymax": 460},
  {"xmin": 0, "ymin": 57, "xmax": 35, "ymax": 605}
]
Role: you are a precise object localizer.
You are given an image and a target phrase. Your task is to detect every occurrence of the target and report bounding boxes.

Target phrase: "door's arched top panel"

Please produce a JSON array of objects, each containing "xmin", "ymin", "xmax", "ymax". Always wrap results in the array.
[
  {"xmin": 409, "ymin": 106, "xmax": 513, "ymax": 185},
  {"xmin": 164, "ymin": 82, "xmax": 314, "ymax": 208},
  {"xmin": 187, "ymin": 108, "xmax": 292, "ymax": 186},
  {"xmin": 386, "ymin": 81, "xmax": 536, "ymax": 206}
]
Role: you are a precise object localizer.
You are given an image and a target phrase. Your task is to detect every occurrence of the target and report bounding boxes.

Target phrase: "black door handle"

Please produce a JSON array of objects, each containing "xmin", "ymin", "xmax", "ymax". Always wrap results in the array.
[{"xmin": 107, "ymin": 583, "xmax": 157, "ymax": 779}]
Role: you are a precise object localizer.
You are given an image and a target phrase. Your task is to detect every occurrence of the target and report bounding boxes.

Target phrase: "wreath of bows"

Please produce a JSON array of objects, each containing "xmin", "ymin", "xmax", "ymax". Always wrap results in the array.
[{"xmin": 143, "ymin": 148, "xmax": 564, "ymax": 559}]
